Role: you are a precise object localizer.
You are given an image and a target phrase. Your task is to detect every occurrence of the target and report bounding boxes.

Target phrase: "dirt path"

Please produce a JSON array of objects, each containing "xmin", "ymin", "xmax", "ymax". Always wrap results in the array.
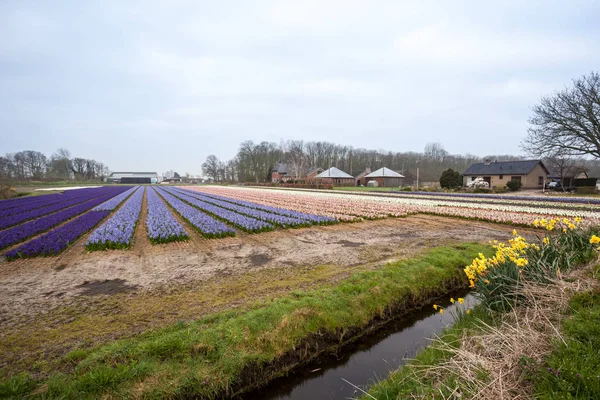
[{"xmin": 0, "ymin": 215, "xmax": 538, "ymax": 328}]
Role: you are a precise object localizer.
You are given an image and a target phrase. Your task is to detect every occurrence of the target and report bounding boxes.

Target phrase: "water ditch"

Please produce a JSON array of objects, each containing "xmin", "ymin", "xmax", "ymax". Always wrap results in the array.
[{"xmin": 242, "ymin": 293, "xmax": 477, "ymax": 400}]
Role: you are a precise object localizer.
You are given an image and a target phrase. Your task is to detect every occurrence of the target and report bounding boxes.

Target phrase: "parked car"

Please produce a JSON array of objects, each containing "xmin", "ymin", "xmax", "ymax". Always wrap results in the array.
[{"xmin": 544, "ymin": 181, "xmax": 574, "ymax": 192}]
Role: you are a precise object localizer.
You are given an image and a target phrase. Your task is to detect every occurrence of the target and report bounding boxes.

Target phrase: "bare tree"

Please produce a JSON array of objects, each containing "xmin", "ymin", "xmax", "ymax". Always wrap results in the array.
[
  {"xmin": 202, "ymin": 155, "xmax": 221, "ymax": 182},
  {"xmin": 22, "ymin": 150, "xmax": 47, "ymax": 179},
  {"xmin": 283, "ymin": 140, "xmax": 307, "ymax": 180},
  {"xmin": 523, "ymin": 72, "xmax": 600, "ymax": 158},
  {"xmin": 544, "ymin": 151, "xmax": 586, "ymax": 190}
]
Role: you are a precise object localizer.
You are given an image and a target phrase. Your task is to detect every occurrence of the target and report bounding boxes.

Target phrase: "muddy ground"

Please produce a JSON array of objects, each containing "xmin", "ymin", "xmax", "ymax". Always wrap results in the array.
[{"xmin": 0, "ymin": 214, "xmax": 536, "ymax": 327}]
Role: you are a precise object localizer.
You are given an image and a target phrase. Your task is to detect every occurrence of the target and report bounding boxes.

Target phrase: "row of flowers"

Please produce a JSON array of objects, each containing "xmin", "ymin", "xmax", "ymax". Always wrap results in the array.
[
  {"xmin": 4, "ymin": 211, "xmax": 111, "ymax": 260},
  {"xmin": 146, "ymin": 187, "xmax": 189, "ymax": 243},
  {"xmin": 92, "ymin": 186, "xmax": 140, "ymax": 211},
  {"xmin": 0, "ymin": 186, "xmax": 131, "ymax": 252},
  {"xmin": 191, "ymin": 187, "xmax": 597, "ymax": 228},
  {"xmin": 174, "ymin": 188, "xmax": 319, "ymax": 228},
  {"xmin": 390, "ymin": 190, "xmax": 600, "ymax": 205},
  {"xmin": 0, "ymin": 187, "xmax": 115, "ymax": 229},
  {"xmin": 162, "ymin": 188, "xmax": 274, "ymax": 234},
  {"xmin": 177, "ymin": 189, "xmax": 337, "ymax": 225},
  {"xmin": 0, "ymin": 188, "xmax": 97, "ymax": 215},
  {"xmin": 188, "ymin": 187, "xmax": 412, "ymax": 221},
  {"xmin": 155, "ymin": 187, "xmax": 235, "ymax": 238},
  {"xmin": 85, "ymin": 187, "xmax": 145, "ymax": 251}
]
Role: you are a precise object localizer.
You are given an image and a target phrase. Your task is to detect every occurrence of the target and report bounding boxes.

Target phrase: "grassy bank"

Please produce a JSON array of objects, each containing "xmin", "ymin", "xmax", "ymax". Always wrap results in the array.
[
  {"xmin": 0, "ymin": 243, "xmax": 490, "ymax": 399},
  {"xmin": 364, "ymin": 221, "xmax": 600, "ymax": 399}
]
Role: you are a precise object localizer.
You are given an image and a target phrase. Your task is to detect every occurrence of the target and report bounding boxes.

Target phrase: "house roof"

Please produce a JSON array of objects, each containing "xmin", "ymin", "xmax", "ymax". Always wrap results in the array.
[
  {"xmin": 306, "ymin": 167, "xmax": 324, "ymax": 176},
  {"xmin": 109, "ymin": 172, "xmax": 158, "ymax": 177},
  {"xmin": 365, "ymin": 167, "xmax": 404, "ymax": 178},
  {"xmin": 462, "ymin": 160, "xmax": 548, "ymax": 176},
  {"xmin": 355, "ymin": 168, "xmax": 372, "ymax": 179},
  {"xmin": 315, "ymin": 167, "xmax": 354, "ymax": 179},
  {"xmin": 272, "ymin": 163, "xmax": 289, "ymax": 174}
]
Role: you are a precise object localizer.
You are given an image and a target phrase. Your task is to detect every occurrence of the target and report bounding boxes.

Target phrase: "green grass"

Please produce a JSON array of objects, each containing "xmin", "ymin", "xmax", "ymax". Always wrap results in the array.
[
  {"xmin": 364, "ymin": 305, "xmax": 495, "ymax": 399},
  {"xmin": 333, "ymin": 186, "xmax": 398, "ymax": 192},
  {"xmin": 529, "ymin": 289, "xmax": 600, "ymax": 399},
  {"xmin": 0, "ymin": 243, "xmax": 490, "ymax": 399}
]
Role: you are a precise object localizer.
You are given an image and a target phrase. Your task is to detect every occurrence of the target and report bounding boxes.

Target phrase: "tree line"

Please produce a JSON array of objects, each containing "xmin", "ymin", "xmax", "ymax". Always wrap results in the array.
[
  {"xmin": 0, "ymin": 148, "xmax": 109, "ymax": 182},
  {"xmin": 202, "ymin": 140, "xmax": 528, "ymax": 184}
]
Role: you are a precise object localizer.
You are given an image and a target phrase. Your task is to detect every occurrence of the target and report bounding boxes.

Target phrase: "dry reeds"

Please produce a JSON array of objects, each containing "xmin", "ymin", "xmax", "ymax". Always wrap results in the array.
[{"xmin": 402, "ymin": 267, "xmax": 599, "ymax": 399}]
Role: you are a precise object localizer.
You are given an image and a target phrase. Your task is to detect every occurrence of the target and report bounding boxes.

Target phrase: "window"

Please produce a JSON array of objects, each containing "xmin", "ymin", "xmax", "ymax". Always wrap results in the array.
[
  {"xmin": 499, "ymin": 175, "xmax": 503, "ymax": 179},
  {"xmin": 538, "ymin": 176, "xmax": 544, "ymax": 185}
]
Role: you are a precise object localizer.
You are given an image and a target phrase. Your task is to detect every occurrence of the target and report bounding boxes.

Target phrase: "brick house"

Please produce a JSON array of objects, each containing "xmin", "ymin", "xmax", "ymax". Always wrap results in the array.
[{"xmin": 462, "ymin": 160, "xmax": 549, "ymax": 189}]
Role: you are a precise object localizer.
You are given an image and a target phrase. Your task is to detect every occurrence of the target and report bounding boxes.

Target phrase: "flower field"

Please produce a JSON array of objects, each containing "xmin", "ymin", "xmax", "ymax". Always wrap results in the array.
[{"xmin": 2, "ymin": 184, "xmax": 600, "ymax": 260}]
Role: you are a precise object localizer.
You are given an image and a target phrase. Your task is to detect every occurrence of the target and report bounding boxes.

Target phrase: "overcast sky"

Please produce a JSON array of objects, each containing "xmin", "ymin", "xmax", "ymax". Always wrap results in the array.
[{"xmin": 1, "ymin": 1, "xmax": 599, "ymax": 174}]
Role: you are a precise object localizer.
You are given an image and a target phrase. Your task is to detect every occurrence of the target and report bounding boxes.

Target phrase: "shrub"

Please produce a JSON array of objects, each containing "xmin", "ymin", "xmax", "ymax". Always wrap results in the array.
[
  {"xmin": 439, "ymin": 169, "xmax": 462, "ymax": 189},
  {"xmin": 0, "ymin": 184, "xmax": 16, "ymax": 200},
  {"xmin": 400, "ymin": 186, "xmax": 413, "ymax": 191},
  {"xmin": 492, "ymin": 186, "xmax": 507, "ymax": 193},
  {"xmin": 473, "ymin": 188, "xmax": 492, "ymax": 193},
  {"xmin": 506, "ymin": 179, "xmax": 522, "ymax": 191}
]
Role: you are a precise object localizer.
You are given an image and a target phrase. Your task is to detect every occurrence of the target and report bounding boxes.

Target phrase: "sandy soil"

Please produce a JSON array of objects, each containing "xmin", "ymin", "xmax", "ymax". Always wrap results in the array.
[{"xmin": 0, "ymin": 214, "xmax": 537, "ymax": 327}]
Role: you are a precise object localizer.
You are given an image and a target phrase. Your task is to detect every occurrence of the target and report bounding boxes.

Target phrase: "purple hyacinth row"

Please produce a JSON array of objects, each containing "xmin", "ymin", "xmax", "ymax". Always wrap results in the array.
[
  {"xmin": 391, "ymin": 190, "xmax": 600, "ymax": 205},
  {"xmin": 146, "ymin": 188, "xmax": 188, "ymax": 243},
  {"xmin": 173, "ymin": 188, "xmax": 312, "ymax": 228},
  {"xmin": 0, "ymin": 192, "xmax": 65, "ymax": 213},
  {"xmin": 163, "ymin": 188, "xmax": 273, "ymax": 233},
  {"xmin": 0, "ymin": 188, "xmax": 112, "ymax": 230},
  {"xmin": 0, "ymin": 187, "xmax": 113, "ymax": 219},
  {"xmin": 178, "ymin": 188, "xmax": 337, "ymax": 225},
  {"xmin": 155, "ymin": 187, "xmax": 234, "ymax": 238},
  {"xmin": 0, "ymin": 187, "xmax": 130, "ymax": 251},
  {"xmin": 93, "ymin": 186, "xmax": 139, "ymax": 211},
  {"xmin": 5, "ymin": 211, "xmax": 110, "ymax": 259},
  {"xmin": 85, "ymin": 187, "xmax": 145, "ymax": 250}
]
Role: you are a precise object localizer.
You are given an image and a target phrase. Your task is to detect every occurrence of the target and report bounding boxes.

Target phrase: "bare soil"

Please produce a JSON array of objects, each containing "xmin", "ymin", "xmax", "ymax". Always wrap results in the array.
[{"xmin": 0, "ymin": 215, "xmax": 536, "ymax": 327}]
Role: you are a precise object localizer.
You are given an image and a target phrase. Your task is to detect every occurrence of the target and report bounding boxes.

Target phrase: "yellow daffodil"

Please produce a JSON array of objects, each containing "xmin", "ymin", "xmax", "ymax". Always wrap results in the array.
[
  {"xmin": 590, "ymin": 235, "xmax": 600, "ymax": 245},
  {"xmin": 439, "ymin": 308, "xmax": 444, "ymax": 315},
  {"xmin": 467, "ymin": 309, "xmax": 471, "ymax": 314},
  {"xmin": 433, "ymin": 304, "xmax": 438, "ymax": 310},
  {"xmin": 458, "ymin": 298, "xmax": 464, "ymax": 304},
  {"xmin": 450, "ymin": 298, "xmax": 455, "ymax": 304},
  {"xmin": 543, "ymin": 237, "xmax": 550, "ymax": 245}
]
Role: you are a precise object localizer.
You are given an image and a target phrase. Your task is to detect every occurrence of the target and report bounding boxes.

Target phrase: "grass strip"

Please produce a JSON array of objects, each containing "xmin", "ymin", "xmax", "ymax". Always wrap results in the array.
[
  {"xmin": 0, "ymin": 243, "xmax": 490, "ymax": 399},
  {"xmin": 529, "ymin": 289, "xmax": 600, "ymax": 398}
]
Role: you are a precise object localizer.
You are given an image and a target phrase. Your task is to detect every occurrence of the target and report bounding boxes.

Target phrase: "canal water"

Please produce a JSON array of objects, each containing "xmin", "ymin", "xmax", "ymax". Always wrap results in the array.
[{"xmin": 243, "ymin": 293, "xmax": 477, "ymax": 400}]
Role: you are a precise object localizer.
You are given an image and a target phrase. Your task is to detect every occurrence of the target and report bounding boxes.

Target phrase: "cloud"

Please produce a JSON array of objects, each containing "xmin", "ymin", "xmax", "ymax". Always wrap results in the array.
[{"xmin": 1, "ymin": 0, "xmax": 599, "ymax": 173}]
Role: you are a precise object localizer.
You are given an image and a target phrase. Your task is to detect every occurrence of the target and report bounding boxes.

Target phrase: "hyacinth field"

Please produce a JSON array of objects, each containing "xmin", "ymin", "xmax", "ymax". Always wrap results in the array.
[{"xmin": 2, "ymin": 184, "xmax": 600, "ymax": 260}]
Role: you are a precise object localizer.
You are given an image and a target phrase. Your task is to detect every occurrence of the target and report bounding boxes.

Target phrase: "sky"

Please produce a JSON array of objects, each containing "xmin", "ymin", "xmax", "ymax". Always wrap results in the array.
[{"xmin": 1, "ymin": 1, "xmax": 599, "ymax": 174}]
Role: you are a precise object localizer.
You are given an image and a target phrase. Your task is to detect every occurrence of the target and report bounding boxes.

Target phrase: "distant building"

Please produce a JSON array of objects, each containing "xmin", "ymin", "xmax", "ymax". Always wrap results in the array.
[
  {"xmin": 107, "ymin": 172, "xmax": 159, "ymax": 184},
  {"xmin": 271, "ymin": 163, "xmax": 291, "ymax": 183},
  {"xmin": 364, "ymin": 167, "xmax": 404, "ymax": 187},
  {"xmin": 462, "ymin": 160, "xmax": 548, "ymax": 189},
  {"xmin": 315, "ymin": 167, "xmax": 354, "ymax": 186},
  {"xmin": 305, "ymin": 167, "xmax": 324, "ymax": 183},
  {"xmin": 354, "ymin": 168, "xmax": 372, "ymax": 186}
]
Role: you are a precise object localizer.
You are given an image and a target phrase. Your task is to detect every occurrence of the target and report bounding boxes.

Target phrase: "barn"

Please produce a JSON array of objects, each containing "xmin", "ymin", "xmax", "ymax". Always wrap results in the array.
[
  {"xmin": 107, "ymin": 172, "xmax": 159, "ymax": 184},
  {"xmin": 364, "ymin": 167, "xmax": 404, "ymax": 187},
  {"xmin": 315, "ymin": 167, "xmax": 354, "ymax": 186}
]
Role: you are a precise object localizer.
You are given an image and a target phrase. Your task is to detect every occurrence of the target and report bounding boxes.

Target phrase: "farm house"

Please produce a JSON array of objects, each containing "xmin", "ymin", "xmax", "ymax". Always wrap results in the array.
[
  {"xmin": 364, "ymin": 167, "xmax": 405, "ymax": 187},
  {"xmin": 315, "ymin": 167, "xmax": 354, "ymax": 186},
  {"xmin": 107, "ymin": 172, "xmax": 159, "ymax": 184}
]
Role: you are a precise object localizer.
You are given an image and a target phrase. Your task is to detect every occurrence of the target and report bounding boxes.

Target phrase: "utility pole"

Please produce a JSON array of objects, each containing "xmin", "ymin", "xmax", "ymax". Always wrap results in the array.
[{"xmin": 416, "ymin": 167, "xmax": 419, "ymax": 190}]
